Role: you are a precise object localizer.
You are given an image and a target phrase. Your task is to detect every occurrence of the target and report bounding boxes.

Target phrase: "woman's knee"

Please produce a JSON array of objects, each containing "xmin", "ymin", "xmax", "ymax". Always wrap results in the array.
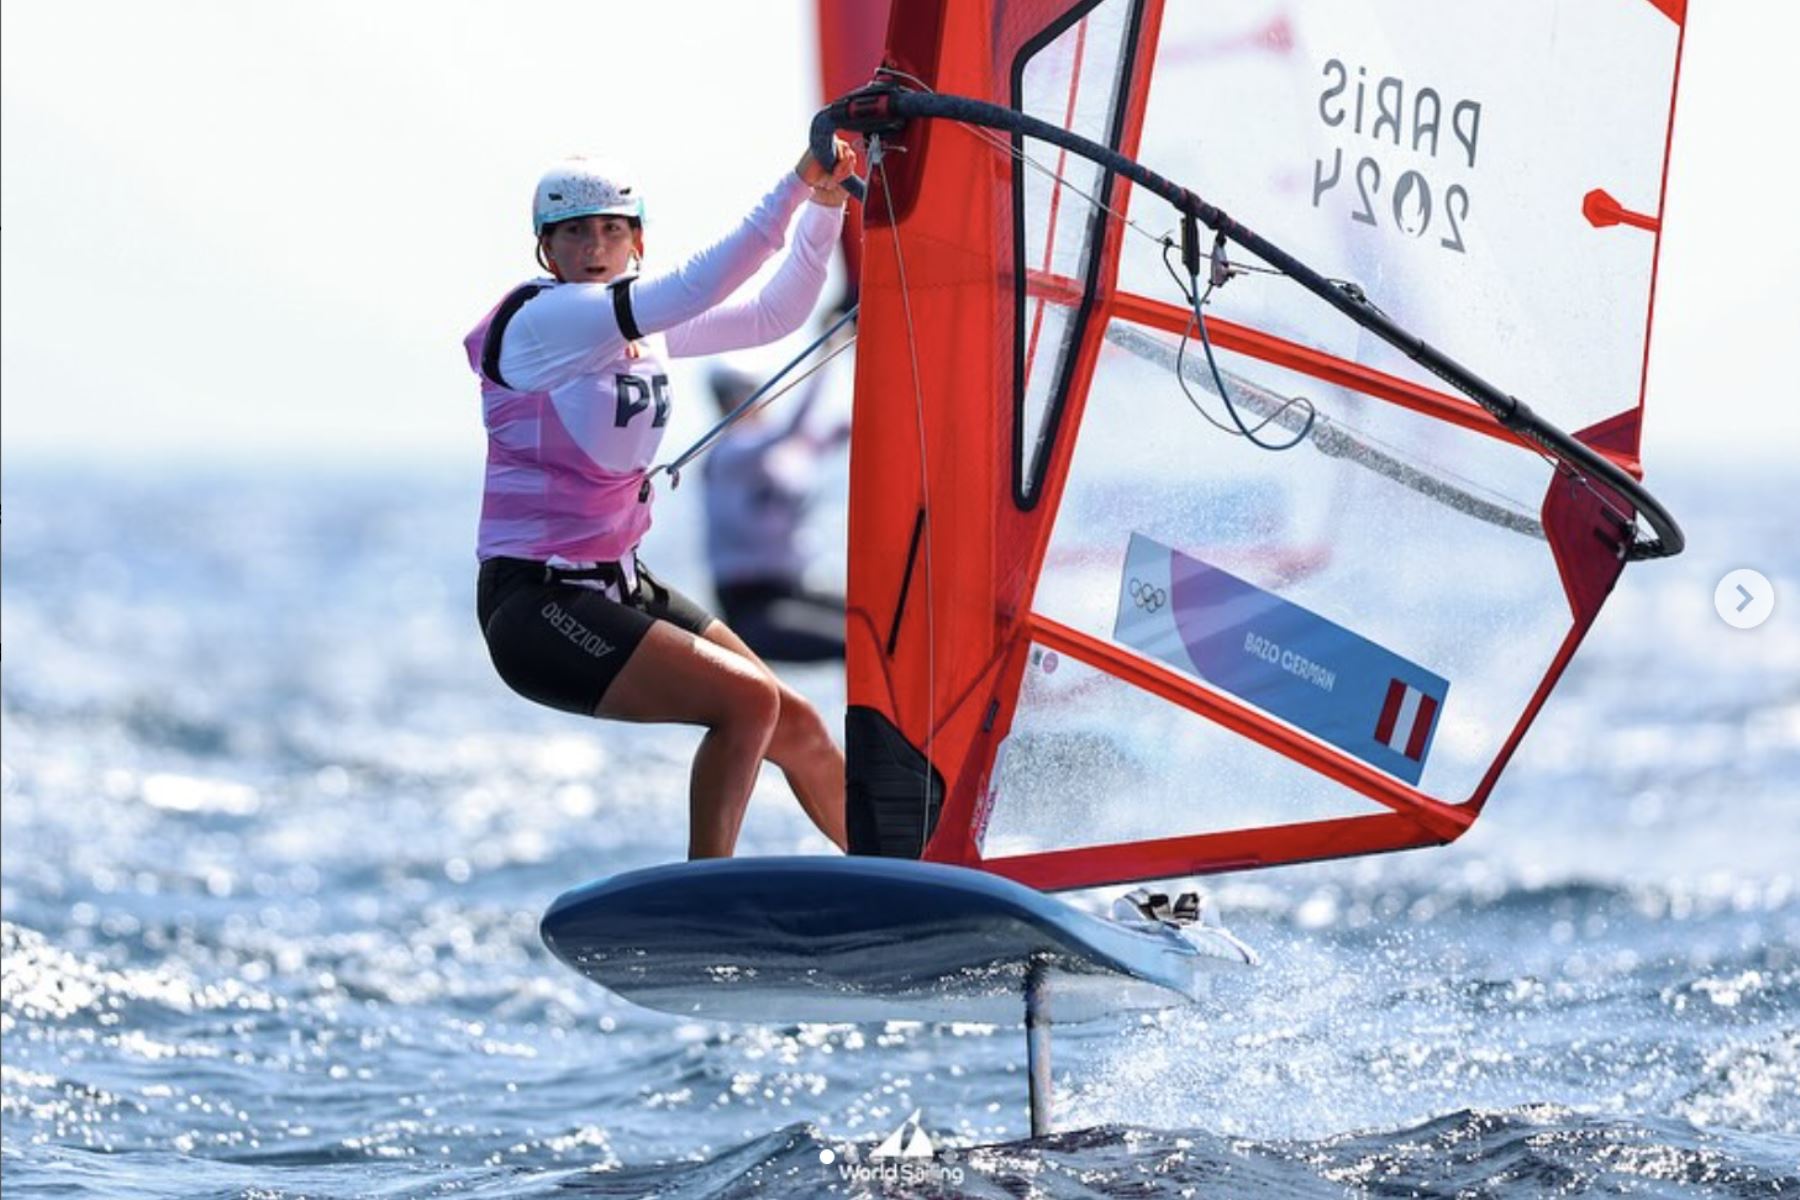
[
  {"xmin": 715, "ymin": 664, "xmax": 782, "ymax": 741},
  {"xmin": 771, "ymin": 687, "xmax": 835, "ymax": 759}
]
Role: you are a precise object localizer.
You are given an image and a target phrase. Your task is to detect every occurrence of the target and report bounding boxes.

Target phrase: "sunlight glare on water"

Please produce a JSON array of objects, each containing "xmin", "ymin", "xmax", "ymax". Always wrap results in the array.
[{"xmin": 2, "ymin": 461, "xmax": 1796, "ymax": 1196}]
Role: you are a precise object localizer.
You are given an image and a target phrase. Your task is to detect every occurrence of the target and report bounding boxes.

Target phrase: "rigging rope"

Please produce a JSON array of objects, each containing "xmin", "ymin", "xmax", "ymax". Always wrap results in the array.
[
  {"xmin": 1160, "ymin": 235, "xmax": 1316, "ymax": 452},
  {"xmin": 649, "ymin": 305, "xmax": 858, "ymax": 489}
]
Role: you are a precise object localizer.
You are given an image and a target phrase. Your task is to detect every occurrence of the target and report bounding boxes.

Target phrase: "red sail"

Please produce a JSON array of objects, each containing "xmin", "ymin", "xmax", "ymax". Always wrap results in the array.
[{"xmin": 844, "ymin": 0, "xmax": 1686, "ymax": 891}]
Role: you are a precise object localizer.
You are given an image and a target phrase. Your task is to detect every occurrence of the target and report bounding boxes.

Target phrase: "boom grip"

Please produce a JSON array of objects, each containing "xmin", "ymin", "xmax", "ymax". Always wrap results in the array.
[{"xmin": 807, "ymin": 107, "xmax": 868, "ymax": 202}]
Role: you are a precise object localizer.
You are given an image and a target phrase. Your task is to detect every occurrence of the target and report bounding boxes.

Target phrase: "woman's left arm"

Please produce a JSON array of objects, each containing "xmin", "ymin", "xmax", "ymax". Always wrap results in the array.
[{"xmin": 664, "ymin": 200, "xmax": 843, "ymax": 358}]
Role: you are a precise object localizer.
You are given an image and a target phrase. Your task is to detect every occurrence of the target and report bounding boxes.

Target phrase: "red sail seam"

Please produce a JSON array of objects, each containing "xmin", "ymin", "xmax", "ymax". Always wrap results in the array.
[
  {"xmin": 1468, "ymin": 610, "xmax": 1602, "ymax": 812},
  {"xmin": 981, "ymin": 813, "xmax": 1454, "ymax": 892},
  {"xmin": 1636, "ymin": 14, "xmax": 1688, "ymax": 420}
]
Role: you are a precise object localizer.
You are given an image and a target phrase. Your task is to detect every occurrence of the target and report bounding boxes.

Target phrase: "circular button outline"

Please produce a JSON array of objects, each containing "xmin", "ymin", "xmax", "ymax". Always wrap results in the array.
[{"xmin": 1714, "ymin": 568, "xmax": 1774, "ymax": 630}]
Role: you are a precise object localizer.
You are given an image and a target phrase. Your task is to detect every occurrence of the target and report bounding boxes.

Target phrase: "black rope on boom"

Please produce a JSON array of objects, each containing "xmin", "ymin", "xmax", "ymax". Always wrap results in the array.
[{"xmin": 808, "ymin": 83, "xmax": 1684, "ymax": 562}]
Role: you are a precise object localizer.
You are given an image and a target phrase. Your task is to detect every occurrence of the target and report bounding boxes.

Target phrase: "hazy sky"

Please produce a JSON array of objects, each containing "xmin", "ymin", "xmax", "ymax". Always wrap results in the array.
[
  {"xmin": 2, "ymin": 1, "xmax": 823, "ymax": 467},
  {"xmin": 3, "ymin": 1, "xmax": 1797, "ymax": 469}
]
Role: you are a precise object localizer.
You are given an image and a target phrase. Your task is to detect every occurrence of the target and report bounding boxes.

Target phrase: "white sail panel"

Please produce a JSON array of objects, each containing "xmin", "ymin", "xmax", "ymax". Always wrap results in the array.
[
  {"xmin": 1122, "ymin": 0, "xmax": 1678, "ymax": 434},
  {"xmin": 1025, "ymin": 326, "xmax": 1572, "ymax": 808},
  {"xmin": 982, "ymin": 642, "xmax": 1390, "ymax": 858}
]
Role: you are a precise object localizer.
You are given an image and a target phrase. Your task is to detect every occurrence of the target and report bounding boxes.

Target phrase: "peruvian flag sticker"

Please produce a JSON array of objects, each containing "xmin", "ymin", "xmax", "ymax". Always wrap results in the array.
[
  {"xmin": 1375, "ymin": 678, "xmax": 1442, "ymax": 763},
  {"xmin": 1112, "ymin": 533, "xmax": 1452, "ymax": 788}
]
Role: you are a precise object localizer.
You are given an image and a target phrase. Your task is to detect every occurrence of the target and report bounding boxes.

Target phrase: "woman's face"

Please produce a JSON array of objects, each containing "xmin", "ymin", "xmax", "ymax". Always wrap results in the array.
[{"xmin": 542, "ymin": 215, "xmax": 642, "ymax": 283}]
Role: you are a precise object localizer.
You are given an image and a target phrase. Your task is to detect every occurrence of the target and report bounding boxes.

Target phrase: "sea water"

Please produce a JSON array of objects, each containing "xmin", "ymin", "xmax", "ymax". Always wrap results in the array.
[{"xmin": 3, "ymin": 459, "xmax": 1795, "ymax": 1198}]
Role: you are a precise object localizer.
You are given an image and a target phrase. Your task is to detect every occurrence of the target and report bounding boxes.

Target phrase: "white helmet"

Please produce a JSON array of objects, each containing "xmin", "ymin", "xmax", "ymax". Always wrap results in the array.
[{"xmin": 532, "ymin": 157, "xmax": 644, "ymax": 235}]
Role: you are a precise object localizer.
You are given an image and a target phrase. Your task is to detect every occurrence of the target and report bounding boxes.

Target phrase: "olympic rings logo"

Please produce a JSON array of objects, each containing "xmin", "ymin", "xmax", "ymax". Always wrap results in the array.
[{"xmin": 1129, "ymin": 577, "xmax": 1167, "ymax": 612}]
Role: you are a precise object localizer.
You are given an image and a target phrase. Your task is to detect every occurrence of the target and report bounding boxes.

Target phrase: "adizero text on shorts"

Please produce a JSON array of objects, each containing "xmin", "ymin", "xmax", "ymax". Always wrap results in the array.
[{"xmin": 476, "ymin": 557, "xmax": 714, "ymax": 715}]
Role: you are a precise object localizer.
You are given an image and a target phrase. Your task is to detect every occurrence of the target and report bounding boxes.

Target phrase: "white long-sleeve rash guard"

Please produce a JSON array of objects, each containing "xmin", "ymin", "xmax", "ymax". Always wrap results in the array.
[{"xmin": 497, "ymin": 173, "xmax": 842, "ymax": 395}]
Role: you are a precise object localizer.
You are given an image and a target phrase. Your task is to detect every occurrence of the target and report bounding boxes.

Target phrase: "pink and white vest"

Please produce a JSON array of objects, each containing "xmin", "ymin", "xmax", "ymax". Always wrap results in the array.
[{"xmin": 464, "ymin": 289, "xmax": 670, "ymax": 564}]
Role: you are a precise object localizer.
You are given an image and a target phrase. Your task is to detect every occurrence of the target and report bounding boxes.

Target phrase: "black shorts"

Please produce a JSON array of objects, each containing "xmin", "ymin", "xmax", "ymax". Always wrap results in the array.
[{"xmin": 477, "ymin": 556, "xmax": 715, "ymax": 716}]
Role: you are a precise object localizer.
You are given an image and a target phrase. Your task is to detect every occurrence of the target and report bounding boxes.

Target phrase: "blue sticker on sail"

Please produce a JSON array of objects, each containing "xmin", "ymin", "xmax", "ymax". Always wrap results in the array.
[{"xmin": 1112, "ymin": 533, "xmax": 1449, "ymax": 785}]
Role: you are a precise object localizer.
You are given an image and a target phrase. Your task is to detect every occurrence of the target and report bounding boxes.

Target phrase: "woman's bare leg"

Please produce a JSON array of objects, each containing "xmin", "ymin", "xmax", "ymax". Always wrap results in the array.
[
  {"xmin": 598, "ymin": 622, "xmax": 781, "ymax": 859},
  {"xmin": 701, "ymin": 621, "xmax": 848, "ymax": 849}
]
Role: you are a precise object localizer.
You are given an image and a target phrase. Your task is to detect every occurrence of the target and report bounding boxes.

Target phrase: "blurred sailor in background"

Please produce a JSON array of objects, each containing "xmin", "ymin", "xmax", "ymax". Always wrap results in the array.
[{"xmin": 702, "ymin": 359, "xmax": 850, "ymax": 663}]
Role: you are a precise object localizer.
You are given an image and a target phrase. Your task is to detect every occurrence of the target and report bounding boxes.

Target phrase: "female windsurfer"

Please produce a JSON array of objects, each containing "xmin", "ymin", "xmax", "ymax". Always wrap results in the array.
[{"xmin": 464, "ymin": 144, "xmax": 857, "ymax": 858}]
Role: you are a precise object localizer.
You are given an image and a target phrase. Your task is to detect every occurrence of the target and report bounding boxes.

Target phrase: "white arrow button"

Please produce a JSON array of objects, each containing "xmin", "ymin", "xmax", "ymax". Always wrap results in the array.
[{"xmin": 1715, "ymin": 569, "xmax": 1775, "ymax": 630}]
